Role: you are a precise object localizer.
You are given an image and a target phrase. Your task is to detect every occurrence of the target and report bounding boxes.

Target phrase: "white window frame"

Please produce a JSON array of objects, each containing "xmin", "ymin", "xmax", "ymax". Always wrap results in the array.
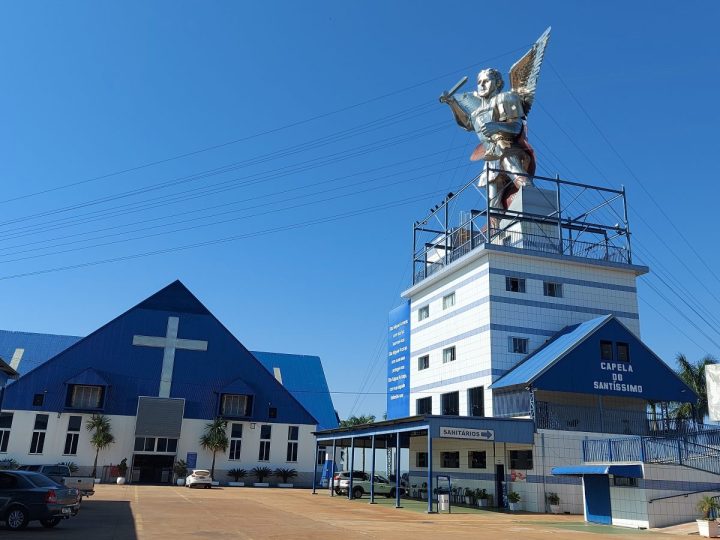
[
  {"xmin": 442, "ymin": 292, "xmax": 456, "ymax": 309},
  {"xmin": 221, "ymin": 394, "xmax": 249, "ymax": 417},
  {"xmin": 442, "ymin": 346, "xmax": 456, "ymax": 364},
  {"xmin": 417, "ymin": 354, "xmax": 429, "ymax": 371},
  {"xmin": 418, "ymin": 305, "xmax": 430, "ymax": 321},
  {"xmin": 543, "ymin": 281, "xmax": 563, "ymax": 297},
  {"xmin": 510, "ymin": 337, "xmax": 529, "ymax": 354},
  {"xmin": 70, "ymin": 385, "xmax": 103, "ymax": 409},
  {"xmin": 259, "ymin": 425, "xmax": 271, "ymax": 461}
]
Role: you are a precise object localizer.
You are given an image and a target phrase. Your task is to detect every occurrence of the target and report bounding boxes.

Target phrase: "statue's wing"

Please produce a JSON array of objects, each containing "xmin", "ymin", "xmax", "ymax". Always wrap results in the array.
[{"xmin": 509, "ymin": 27, "xmax": 551, "ymax": 115}]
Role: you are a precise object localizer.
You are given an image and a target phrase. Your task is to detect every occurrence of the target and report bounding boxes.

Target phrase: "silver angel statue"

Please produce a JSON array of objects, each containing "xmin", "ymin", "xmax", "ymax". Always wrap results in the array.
[{"xmin": 440, "ymin": 28, "xmax": 551, "ymax": 211}]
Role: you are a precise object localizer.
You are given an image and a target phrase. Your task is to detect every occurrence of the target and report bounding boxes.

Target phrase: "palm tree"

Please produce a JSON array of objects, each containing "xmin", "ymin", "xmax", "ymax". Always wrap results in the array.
[
  {"xmin": 339, "ymin": 414, "xmax": 375, "ymax": 471},
  {"xmin": 199, "ymin": 418, "xmax": 228, "ymax": 479},
  {"xmin": 86, "ymin": 414, "xmax": 115, "ymax": 478},
  {"xmin": 675, "ymin": 353, "xmax": 718, "ymax": 423}
]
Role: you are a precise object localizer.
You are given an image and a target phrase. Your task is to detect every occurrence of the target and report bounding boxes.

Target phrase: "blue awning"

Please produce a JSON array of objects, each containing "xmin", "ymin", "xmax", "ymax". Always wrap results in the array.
[{"xmin": 552, "ymin": 464, "xmax": 643, "ymax": 478}]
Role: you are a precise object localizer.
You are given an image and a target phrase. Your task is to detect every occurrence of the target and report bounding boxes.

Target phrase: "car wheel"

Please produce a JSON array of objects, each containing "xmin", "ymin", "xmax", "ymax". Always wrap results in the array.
[
  {"xmin": 5, "ymin": 506, "xmax": 29, "ymax": 530},
  {"xmin": 40, "ymin": 517, "xmax": 63, "ymax": 528},
  {"xmin": 205, "ymin": 484, "xmax": 211, "ymax": 489},
  {"xmin": 352, "ymin": 486, "xmax": 363, "ymax": 499},
  {"xmin": 334, "ymin": 488, "xmax": 342, "ymax": 495}
]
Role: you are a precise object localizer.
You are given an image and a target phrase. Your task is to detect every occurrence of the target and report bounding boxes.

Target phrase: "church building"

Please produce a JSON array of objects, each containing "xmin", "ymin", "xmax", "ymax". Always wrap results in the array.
[{"xmin": 0, "ymin": 280, "xmax": 336, "ymax": 486}]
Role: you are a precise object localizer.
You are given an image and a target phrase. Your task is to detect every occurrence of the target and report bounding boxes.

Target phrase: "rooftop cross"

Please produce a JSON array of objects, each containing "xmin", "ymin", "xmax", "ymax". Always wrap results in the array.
[{"xmin": 132, "ymin": 316, "xmax": 208, "ymax": 398}]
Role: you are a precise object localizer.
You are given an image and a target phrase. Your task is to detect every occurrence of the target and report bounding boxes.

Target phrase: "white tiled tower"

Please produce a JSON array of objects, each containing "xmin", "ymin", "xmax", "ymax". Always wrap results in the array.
[{"xmin": 403, "ymin": 185, "xmax": 647, "ymax": 418}]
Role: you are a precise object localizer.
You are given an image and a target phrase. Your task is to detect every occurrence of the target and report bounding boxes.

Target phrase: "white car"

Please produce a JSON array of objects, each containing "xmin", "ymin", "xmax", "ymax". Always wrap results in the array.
[
  {"xmin": 336, "ymin": 471, "xmax": 404, "ymax": 499},
  {"xmin": 185, "ymin": 469, "xmax": 213, "ymax": 488}
]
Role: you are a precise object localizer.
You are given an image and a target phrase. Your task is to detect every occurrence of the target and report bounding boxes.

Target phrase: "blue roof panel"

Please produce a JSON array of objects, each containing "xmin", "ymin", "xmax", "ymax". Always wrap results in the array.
[
  {"xmin": 491, "ymin": 316, "xmax": 610, "ymax": 390},
  {"xmin": 552, "ymin": 464, "xmax": 643, "ymax": 478},
  {"xmin": 252, "ymin": 351, "xmax": 338, "ymax": 431},
  {"xmin": 0, "ymin": 330, "xmax": 81, "ymax": 377}
]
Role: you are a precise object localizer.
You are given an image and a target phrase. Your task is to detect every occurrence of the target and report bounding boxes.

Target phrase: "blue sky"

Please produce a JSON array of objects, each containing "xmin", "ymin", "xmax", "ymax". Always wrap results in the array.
[{"xmin": 1, "ymin": 1, "xmax": 719, "ymax": 420}]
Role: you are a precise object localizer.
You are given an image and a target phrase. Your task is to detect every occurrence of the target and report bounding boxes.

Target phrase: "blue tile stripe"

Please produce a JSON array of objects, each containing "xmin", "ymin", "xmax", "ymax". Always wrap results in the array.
[
  {"xmin": 415, "ymin": 297, "xmax": 489, "ymax": 331},
  {"xmin": 490, "ymin": 295, "xmax": 639, "ymax": 320},
  {"xmin": 411, "ymin": 369, "xmax": 506, "ymax": 392},
  {"xmin": 489, "ymin": 268, "xmax": 637, "ymax": 293}
]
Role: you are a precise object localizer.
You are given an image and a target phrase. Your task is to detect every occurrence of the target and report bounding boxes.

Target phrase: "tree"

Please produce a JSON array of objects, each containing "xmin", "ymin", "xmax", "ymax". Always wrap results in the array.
[
  {"xmin": 675, "ymin": 353, "xmax": 718, "ymax": 423},
  {"xmin": 339, "ymin": 414, "xmax": 376, "ymax": 470},
  {"xmin": 86, "ymin": 414, "xmax": 115, "ymax": 478},
  {"xmin": 199, "ymin": 418, "xmax": 228, "ymax": 479}
]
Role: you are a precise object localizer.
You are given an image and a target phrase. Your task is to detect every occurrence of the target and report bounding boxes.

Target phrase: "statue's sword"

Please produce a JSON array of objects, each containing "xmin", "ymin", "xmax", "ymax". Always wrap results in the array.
[{"xmin": 439, "ymin": 76, "xmax": 468, "ymax": 102}]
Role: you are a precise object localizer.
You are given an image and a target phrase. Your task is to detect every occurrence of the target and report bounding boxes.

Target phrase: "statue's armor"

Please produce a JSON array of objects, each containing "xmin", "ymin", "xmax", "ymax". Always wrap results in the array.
[{"xmin": 455, "ymin": 91, "xmax": 525, "ymax": 160}]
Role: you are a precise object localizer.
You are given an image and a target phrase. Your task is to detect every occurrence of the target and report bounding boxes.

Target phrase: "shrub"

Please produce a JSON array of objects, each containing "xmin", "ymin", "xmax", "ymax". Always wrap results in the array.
[
  {"xmin": 697, "ymin": 495, "xmax": 719, "ymax": 520},
  {"xmin": 173, "ymin": 459, "xmax": 188, "ymax": 479},
  {"xmin": 273, "ymin": 468, "xmax": 297, "ymax": 483},
  {"xmin": 59, "ymin": 461, "xmax": 79, "ymax": 474},
  {"xmin": 252, "ymin": 466, "xmax": 272, "ymax": 483},
  {"xmin": 117, "ymin": 458, "xmax": 128, "ymax": 476},
  {"xmin": 546, "ymin": 492, "xmax": 560, "ymax": 505},
  {"xmin": 227, "ymin": 468, "xmax": 247, "ymax": 482},
  {"xmin": 508, "ymin": 491, "xmax": 521, "ymax": 503}
]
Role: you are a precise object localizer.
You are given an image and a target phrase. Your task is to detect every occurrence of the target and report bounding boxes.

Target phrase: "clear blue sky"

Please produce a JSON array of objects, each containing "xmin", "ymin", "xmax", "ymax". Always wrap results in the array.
[{"xmin": 1, "ymin": 1, "xmax": 718, "ymax": 420}]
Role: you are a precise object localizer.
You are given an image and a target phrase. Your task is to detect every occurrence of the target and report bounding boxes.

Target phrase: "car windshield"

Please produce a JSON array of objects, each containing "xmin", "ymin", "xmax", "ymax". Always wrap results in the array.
[{"xmin": 27, "ymin": 473, "xmax": 61, "ymax": 488}]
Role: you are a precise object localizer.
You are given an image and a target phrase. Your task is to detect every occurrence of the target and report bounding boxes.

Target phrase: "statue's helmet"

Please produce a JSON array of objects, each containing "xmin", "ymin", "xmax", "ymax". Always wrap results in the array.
[{"xmin": 477, "ymin": 68, "xmax": 504, "ymax": 93}]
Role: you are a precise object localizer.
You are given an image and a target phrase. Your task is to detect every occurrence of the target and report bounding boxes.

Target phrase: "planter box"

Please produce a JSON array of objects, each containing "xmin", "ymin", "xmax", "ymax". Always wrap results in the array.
[
  {"xmin": 549, "ymin": 504, "xmax": 561, "ymax": 514},
  {"xmin": 176, "ymin": 479, "xmax": 185, "ymax": 486},
  {"xmin": 697, "ymin": 519, "xmax": 719, "ymax": 538},
  {"xmin": 94, "ymin": 478, "xmax": 101, "ymax": 484},
  {"xmin": 228, "ymin": 482, "xmax": 245, "ymax": 487},
  {"xmin": 477, "ymin": 499, "xmax": 488, "ymax": 507},
  {"xmin": 508, "ymin": 502, "xmax": 521, "ymax": 512},
  {"xmin": 253, "ymin": 482, "xmax": 269, "ymax": 487},
  {"xmin": 464, "ymin": 497, "xmax": 473, "ymax": 505},
  {"xmin": 277, "ymin": 483, "xmax": 293, "ymax": 488},
  {"xmin": 116, "ymin": 477, "xmax": 126, "ymax": 485}
]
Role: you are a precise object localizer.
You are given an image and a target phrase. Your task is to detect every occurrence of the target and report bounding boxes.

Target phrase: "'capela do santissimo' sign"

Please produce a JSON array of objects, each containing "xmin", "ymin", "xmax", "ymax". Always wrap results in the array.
[{"xmin": 440, "ymin": 427, "xmax": 495, "ymax": 440}]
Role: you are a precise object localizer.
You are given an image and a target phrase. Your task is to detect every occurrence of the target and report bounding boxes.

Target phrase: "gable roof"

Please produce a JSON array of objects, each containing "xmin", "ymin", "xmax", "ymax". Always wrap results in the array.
[
  {"xmin": 253, "ymin": 351, "xmax": 338, "ymax": 430},
  {"xmin": 0, "ymin": 330, "xmax": 81, "ymax": 377},
  {"xmin": 491, "ymin": 315, "xmax": 696, "ymax": 403},
  {"xmin": 2, "ymin": 280, "xmax": 322, "ymax": 426}
]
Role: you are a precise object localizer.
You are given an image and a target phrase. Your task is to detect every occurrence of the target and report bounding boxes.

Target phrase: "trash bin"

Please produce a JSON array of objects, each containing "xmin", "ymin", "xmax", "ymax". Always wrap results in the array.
[{"xmin": 438, "ymin": 493, "xmax": 450, "ymax": 511}]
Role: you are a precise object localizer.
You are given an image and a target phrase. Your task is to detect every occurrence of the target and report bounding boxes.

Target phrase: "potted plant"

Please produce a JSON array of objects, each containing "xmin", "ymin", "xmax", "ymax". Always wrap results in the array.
[
  {"xmin": 697, "ymin": 496, "xmax": 719, "ymax": 537},
  {"xmin": 116, "ymin": 458, "xmax": 128, "ymax": 485},
  {"xmin": 274, "ymin": 467, "xmax": 297, "ymax": 488},
  {"xmin": 174, "ymin": 459, "xmax": 188, "ymax": 486},
  {"xmin": 227, "ymin": 468, "xmax": 247, "ymax": 487},
  {"xmin": 476, "ymin": 488, "xmax": 488, "ymax": 507},
  {"xmin": 547, "ymin": 492, "xmax": 560, "ymax": 514},
  {"xmin": 464, "ymin": 487, "xmax": 474, "ymax": 505},
  {"xmin": 252, "ymin": 466, "xmax": 272, "ymax": 487},
  {"xmin": 419, "ymin": 482, "xmax": 428, "ymax": 500},
  {"xmin": 508, "ymin": 491, "xmax": 521, "ymax": 511}
]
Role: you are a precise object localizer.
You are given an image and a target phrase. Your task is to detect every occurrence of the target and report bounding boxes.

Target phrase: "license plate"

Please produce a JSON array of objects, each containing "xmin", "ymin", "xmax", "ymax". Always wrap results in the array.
[{"xmin": 61, "ymin": 507, "xmax": 71, "ymax": 514}]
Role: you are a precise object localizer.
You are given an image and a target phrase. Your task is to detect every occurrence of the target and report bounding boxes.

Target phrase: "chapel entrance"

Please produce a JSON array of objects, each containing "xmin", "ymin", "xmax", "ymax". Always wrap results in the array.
[{"xmin": 132, "ymin": 454, "xmax": 175, "ymax": 484}]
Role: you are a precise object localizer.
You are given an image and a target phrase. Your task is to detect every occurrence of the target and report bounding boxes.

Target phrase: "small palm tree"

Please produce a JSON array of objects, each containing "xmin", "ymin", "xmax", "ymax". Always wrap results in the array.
[
  {"xmin": 274, "ymin": 467, "xmax": 298, "ymax": 484},
  {"xmin": 252, "ymin": 466, "xmax": 272, "ymax": 483},
  {"xmin": 227, "ymin": 468, "xmax": 247, "ymax": 482},
  {"xmin": 199, "ymin": 418, "xmax": 229, "ymax": 479},
  {"xmin": 697, "ymin": 495, "xmax": 719, "ymax": 520},
  {"xmin": 86, "ymin": 414, "xmax": 115, "ymax": 478}
]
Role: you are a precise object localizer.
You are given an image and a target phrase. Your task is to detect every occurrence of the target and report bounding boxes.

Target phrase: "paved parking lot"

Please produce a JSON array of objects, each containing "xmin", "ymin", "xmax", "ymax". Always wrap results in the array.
[{"xmin": 2, "ymin": 484, "xmax": 699, "ymax": 539}]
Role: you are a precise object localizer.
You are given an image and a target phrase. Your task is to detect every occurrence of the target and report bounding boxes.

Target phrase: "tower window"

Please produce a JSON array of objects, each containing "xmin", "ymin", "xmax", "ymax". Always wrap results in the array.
[
  {"xmin": 543, "ymin": 282, "xmax": 562, "ymax": 297},
  {"xmin": 505, "ymin": 277, "xmax": 526, "ymax": 293},
  {"xmin": 416, "ymin": 396, "xmax": 432, "ymax": 415},
  {"xmin": 418, "ymin": 355, "xmax": 429, "ymax": 371},
  {"xmin": 418, "ymin": 306, "xmax": 430, "ymax": 321},
  {"xmin": 442, "ymin": 346, "xmax": 456, "ymax": 363},
  {"xmin": 441, "ymin": 391, "xmax": 459, "ymax": 415},
  {"xmin": 510, "ymin": 337, "xmax": 529, "ymax": 354},
  {"xmin": 442, "ymin": 292, "xmax": 456, "ymax": 309}
]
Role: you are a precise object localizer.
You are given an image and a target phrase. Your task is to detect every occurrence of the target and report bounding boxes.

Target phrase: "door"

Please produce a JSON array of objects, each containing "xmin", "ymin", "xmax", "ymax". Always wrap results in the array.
[
  {"xmin": 495, "ymin": 464, "xmax": 505, "ymax": 508},
  {"xmin": 132, "ymin": 454, "xmax": 175, "ymax": 483},
  {"xmin": 584, "ymin": 475, "xmax": 612, "ymax": 524}
]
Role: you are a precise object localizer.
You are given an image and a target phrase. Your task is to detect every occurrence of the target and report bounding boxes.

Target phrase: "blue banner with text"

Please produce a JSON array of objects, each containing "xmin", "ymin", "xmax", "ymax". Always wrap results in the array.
[{"xmin": 387, "ymin": 302, "xmax": 410, "ymax": 419}]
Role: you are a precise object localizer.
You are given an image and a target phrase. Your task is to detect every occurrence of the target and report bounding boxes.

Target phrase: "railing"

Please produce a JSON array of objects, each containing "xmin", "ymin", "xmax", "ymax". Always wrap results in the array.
[
  {"xmin": 583, "ymin": 431, "xmax": 720, "ymax": 476},
  {"xmin": 412, "ymin": 170, "xmax": 632, "ymax": 285}
]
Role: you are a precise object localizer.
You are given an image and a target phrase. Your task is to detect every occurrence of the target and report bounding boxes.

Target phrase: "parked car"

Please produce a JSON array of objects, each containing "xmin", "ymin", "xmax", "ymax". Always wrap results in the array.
[
  {"xmin": 0, "ymin": 470, "xmax": 80, "ymax": 530},
  {"xmin": 334, "ymin": 471, "xmax": 405, "ymax": 499},
  {"xmin": 185, "ymin": 469, "xmax": 212, "ymax": 488},
  {"xmin": 18, "ymin": 464, "xmax": 95, "ymax": 498}
]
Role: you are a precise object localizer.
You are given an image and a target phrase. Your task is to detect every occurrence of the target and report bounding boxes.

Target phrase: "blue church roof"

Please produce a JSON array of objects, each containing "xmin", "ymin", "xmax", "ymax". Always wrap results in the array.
[
  {"xmin": 491, "ymin": 315, "xmax": 696, "ymax": 403},
  {"xmin": 253, "ymin": 351, "xmax": 338, "ymax": 430},
  {"xmin": 2, "ymin": 281, "xmax": 335, "ymax": 428},
  {"xmin": 0, "ymin": 330, "xmax": 81, "ymax": 377}
]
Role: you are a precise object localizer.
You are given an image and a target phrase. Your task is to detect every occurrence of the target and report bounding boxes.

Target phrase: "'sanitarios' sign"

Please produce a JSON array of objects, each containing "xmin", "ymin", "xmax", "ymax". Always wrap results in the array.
[{"xmin": 440, "ymin": 427, "xmax": 494, "ymax": 440}]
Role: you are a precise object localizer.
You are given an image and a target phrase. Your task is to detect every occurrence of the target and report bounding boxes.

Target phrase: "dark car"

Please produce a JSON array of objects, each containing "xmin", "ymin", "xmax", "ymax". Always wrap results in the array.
[{"xmin": 0, "ymin": 470, "xmax": 80, "ymax": 530}]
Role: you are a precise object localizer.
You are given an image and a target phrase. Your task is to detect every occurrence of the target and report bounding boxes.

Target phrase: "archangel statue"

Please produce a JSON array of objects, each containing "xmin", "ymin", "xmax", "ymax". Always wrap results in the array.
[{"xmin": 440, "ymin": 28, "xmax": 551, "ymax": 211}]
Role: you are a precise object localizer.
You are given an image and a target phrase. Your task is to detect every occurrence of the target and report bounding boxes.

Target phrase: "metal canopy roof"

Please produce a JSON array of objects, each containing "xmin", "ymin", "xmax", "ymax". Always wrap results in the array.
[{"xmin": 551, "ymin": 464, "xmax": 643, "ymax": 478}]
